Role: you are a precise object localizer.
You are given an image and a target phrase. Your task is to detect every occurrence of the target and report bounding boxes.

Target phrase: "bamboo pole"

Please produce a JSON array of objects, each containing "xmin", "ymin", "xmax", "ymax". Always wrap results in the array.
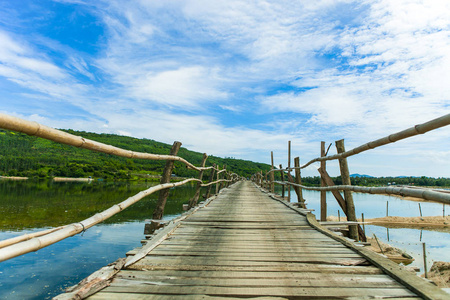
[
  {"xmin": 294, "ymin": 157, "xmax": 306, "ymax": 208},
  {"xmin": 215, "ymin": 166, "xmax": 221, "ymax": 194},
  {"xmin": 205, "ymin": 164, "xmax": 216, "ymax": 199},
  {"xmin": 188, "ymin": 153, "xmax": 208, "ymax": 209},
  {"xmin": 336, "ymin": 139, "xmax": 358, "ymax": 241},
  {"xmin": 300, "ymin": 113, "xmax": 450, "ymax": 169},
  {"xmin": 0, "ymin": 113, "xmax": 214, "ymax": 172},
  {"xmin": 288, "ymin": 141, "xmax": 291, "ymax": 202},
  {"xmin": 0, "ymin": 178, "xmax": 200, "ymax": 262},
  {"xmin": 279, "ymin": 164, "xmax": 285, "ymax": 199},
  {"xmin": 320, "ymin": 141, "xmax": 327, "ymax": 222},
  {"xmin": 270, "ymin": 152, "xmax": 275, "ymax": 193},
  {"xmin": 153, "ymin": 141, "xmax": 182, "ymax": 220},
  {"xmin": 275, "ymin": 180, "xmax": 450, "ymax": 205}
]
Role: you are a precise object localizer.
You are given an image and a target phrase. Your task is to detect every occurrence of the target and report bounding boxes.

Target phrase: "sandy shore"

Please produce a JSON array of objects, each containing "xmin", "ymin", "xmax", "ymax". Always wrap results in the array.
[
  {"xmin": 327, "ymin": 215, "xmax": 449, "ymax": 229},
  {"xmin": 0, "ymin": 176, "xmax": 28, "ymax": 180},
  {"xmin": 52, "ymin": 177, "xmax": 93, "ymax": 182}
]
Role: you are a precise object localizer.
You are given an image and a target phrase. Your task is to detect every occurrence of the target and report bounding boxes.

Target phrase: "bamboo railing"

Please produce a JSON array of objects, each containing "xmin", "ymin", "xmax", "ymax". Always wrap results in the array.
[
  {"xmin": 0, "ymin": 113, "xmax": 239, "ymax": 262},
  {"xmin": 255, "ymin": 113, "xmax": 450, "ymax": 241}
]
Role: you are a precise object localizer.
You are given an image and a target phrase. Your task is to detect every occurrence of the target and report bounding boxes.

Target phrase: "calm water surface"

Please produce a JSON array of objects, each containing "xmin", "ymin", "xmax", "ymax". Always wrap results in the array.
[
  {"xmin": 277, "ymin": 187, "xmax": 450, "ymax": 272},
  {"xmin": 0, "ymin": 180, "xmax": 197, "ymax": 299}
]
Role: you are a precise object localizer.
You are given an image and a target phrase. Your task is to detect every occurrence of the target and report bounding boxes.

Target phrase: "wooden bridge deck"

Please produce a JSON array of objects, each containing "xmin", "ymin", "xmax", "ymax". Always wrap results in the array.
[{"xmin": 71, "ymin": 181, "xmax": 446, "ymax": 299}]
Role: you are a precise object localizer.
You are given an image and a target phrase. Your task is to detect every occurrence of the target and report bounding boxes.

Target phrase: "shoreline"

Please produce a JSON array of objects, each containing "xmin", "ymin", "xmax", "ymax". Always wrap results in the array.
[{"xmin": 327, "ymin": 215, "xmax": 449, "ymax": 231}]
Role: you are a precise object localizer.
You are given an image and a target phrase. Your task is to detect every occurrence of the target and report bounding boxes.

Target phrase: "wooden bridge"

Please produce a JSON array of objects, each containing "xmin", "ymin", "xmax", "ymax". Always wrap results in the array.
[
  {"xmin": 1, "ymin": 113, "xmax": 450, "ymax": 299},
  {"xmin": 58, "ymin": 181, "xmax": 447, "ymax": 299}
]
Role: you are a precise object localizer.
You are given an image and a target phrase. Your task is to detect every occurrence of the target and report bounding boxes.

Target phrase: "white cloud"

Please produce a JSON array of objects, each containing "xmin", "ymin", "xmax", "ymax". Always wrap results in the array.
[{"xmin": 129, "ymin": 66, "xmax": 227, "ymax": 107}]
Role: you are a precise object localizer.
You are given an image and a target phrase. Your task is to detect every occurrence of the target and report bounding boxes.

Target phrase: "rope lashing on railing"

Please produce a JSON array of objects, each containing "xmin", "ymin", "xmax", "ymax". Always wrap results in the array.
[
  {"xmin": 273, "ymin": 181, "xmax": 450, "ymax": 205},
  {"xmin": 0, "ymin": 178, "xmax": 200, "ymax": 262},
  {"xmin": 300, "ymin": 113, "xmax": 450, "ymax": 169},
  {"xmin": 0, "ymin": 113, "xmax": 213, "ymax": 172}
]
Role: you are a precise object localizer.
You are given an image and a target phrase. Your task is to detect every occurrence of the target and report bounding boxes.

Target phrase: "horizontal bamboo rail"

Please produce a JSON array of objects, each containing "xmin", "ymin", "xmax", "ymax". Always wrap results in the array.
[
  {"xmin": 0, "ymin": 113, "xmax": 215, "ymax": 172},
  {"xmin": 273, "ymin": 181, "xmax": 450, "ymax": 205},
  {"xmin": 0, "ymin": 178, "xmax": 200, "ymax": 262},
  {"xmin": 300, "ymin": 113, "xmax": 450, "ymax": 169}
]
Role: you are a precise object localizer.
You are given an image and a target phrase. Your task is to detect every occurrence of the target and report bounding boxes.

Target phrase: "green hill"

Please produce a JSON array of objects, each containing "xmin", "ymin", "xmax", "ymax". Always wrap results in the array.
[{"xmin": 0, "ymin": 129, "xmax": 271, "ymax": 180}]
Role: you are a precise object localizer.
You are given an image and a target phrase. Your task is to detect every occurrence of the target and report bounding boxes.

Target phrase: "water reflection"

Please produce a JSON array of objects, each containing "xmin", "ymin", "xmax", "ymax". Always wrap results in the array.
[{"xmin": 0, "ymin": 180, "xmax": 198, "ymax": 299}]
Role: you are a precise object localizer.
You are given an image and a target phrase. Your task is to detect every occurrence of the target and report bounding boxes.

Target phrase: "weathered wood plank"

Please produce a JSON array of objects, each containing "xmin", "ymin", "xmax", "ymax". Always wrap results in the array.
[{"xmin": 98, "ymin": 285, "xmax": 418, "ymax": 298}]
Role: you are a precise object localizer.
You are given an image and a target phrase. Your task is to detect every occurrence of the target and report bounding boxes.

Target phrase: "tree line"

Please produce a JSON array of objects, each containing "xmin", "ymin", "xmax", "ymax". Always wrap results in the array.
[{"xmin": 0, "ymin": 129, "xmax": 271, "ymax": 180}]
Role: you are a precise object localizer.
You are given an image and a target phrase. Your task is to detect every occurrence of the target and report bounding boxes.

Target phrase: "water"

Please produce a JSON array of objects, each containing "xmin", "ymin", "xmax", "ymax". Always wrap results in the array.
[
  {"xmin": 276, "ymin": 186, "xmax": 450, "ymax": 272},
  {"xmin": 0, "ymin": 179, "xmax": 198, "ymax": 299}
]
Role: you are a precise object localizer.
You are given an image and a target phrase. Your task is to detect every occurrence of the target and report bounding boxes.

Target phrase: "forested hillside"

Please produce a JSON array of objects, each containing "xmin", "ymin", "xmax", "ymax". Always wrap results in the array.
[{"xmin": 0, "ymin": 129, "xmax": 271, "ymax": 180}]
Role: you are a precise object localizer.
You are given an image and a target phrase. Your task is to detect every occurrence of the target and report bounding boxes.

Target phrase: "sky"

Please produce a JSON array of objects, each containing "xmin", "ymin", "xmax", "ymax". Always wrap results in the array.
[{"xmin": 0, "ymin": 0, "xmax": 449, "ymax": 177}]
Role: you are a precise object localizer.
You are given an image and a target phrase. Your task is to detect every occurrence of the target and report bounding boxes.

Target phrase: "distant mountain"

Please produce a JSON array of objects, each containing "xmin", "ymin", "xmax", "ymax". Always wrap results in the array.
[{"xmin": 350, "ymin": 174, "xmax": 374, "ymax": 178}]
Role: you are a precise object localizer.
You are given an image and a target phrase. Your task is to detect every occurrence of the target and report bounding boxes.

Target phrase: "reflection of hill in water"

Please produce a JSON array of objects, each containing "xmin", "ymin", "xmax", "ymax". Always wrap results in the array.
[{"xmin": 0, "ymin": 180, "xmax": 196, "ymax": 230}]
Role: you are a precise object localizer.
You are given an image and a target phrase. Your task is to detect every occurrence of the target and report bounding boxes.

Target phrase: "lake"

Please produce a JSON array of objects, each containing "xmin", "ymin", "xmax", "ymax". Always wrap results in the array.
[
  {"xmin": 0, "ymin": 179, "xmax": 197, "ymax": 299},
  {"xmin": 1, "ymin": 180, "xmax": 448, "ymax": 299}
]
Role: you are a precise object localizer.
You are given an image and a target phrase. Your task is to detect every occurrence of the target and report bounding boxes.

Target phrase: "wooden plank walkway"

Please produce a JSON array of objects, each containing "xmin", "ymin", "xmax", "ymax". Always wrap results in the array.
[{"xmin": 63, "ymin": 181, "xmax": 448, "ymax": 299}]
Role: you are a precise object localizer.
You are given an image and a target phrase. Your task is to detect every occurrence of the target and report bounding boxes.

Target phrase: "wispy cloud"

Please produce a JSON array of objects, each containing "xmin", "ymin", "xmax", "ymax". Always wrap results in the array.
[{"xmin": 0, "ymin": 0, "xmax": 449, "ymax": 177}]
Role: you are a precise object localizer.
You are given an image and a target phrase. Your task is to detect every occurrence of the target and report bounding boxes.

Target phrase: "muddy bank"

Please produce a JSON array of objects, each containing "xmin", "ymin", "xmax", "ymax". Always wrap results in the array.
[{"xmin": 426, "ymin": 261, "xmax": 450, "ymax": 288}]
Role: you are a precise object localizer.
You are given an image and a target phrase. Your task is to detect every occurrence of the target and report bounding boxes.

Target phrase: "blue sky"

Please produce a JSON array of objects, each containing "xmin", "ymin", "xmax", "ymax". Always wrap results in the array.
[{"xmin": 0, "ymin": 0, "xmax": 449, "ymax": 177}]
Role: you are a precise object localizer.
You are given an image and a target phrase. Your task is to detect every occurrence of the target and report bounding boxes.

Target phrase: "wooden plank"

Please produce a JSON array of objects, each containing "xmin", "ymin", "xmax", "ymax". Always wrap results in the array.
[
  {"xmin": 89, "ymin": 293, "xmax": 295, "ymax": 300},
  {"xmin": 126, "ymin": 263, "xmax": 384, "ymax": 274},
  {"xmin": 116, "ymin": 270, "xmax": 394, "ymax": 281},
  {"xmin": 110, "ymin": 276, "xmax": 403, "ymax": 288},
  {"xmin": 99, "ymin": 285, "xmax": 417, "ymax": 298}
]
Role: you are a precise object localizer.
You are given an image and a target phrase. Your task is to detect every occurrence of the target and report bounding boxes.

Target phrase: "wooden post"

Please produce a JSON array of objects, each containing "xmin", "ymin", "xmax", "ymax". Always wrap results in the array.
[
  {"xmin": 215, "ymin": 166, "xmax": 220, "ymax": 194},
  {"xmin": 294, "ymin": 157, "xmax": 306, "ymax": 208},
  {"xmin": 219, "ymin": 164, "xmax": 226, "ymax": 191},
  {"xmin": 205, "ymin": 164, "xmax": 216, "ymax": 199},
  {"xmin": 188, "ymin": 153, "xmax": 208, "ymax": 209},
  {"xmin": 279, "ymin": 164, "xmax": 285, "ymax": 199},
  {"xmin": 423, "ymin": 243, "xmax": 428, "ymax": 278},
  {"xmin": 320, "ymin": 141, "xmax": 327, "ymax": 222},
  {"xmin": 335, "ymin": 139, "xmax": 358, "ymax": 241},
  {"xmin": 270, "ymin": 152, "xmax": 275, "ymax": 193},
  {"xmin": 152, "ymin": 141, "xmax": 182, "ymax": 220},
  {"xmin": 288, "ymin": 141, "xmax": 291, "ymax": 202}
]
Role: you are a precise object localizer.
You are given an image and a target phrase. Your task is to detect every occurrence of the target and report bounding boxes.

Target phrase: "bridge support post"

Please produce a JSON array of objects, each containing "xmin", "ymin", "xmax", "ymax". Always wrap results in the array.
[
  {"xmin": 188, "ymin": 153, "xmax": 208, "ymax": 209},
  {"xmin": 336, "ymin": 139, "xmax": 359, "ymax": 241},
  {"xmin": 270, "ymin": 152, "xmax": 275, "ymax": 193},
  {"xmin": 287, "ymin": 141, "xmax": 291, "ymax": 202},
  {"xmin": 152, "ymin": 141, "xmax": 182, "ymax": 220},
  {"xmin": 320, "ymin": 141, "xmax": 327, "ymax": 221},
  {"xmin": 279, "ymin": 164, "xmax": 285, "ymax": 199},
  {"xmin": 205, "ymin": 164, "xmax": 216, "ymax": 199},
  {"xmin": 294, "ymin": 157, "xmax": 306, "ymax": 208}
]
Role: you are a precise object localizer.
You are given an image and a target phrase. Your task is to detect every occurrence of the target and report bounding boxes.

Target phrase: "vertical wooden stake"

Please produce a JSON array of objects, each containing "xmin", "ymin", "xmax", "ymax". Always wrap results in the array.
[
  {"xmin": 423, "ymin": 243, "xmax": 428, "ymax": 278},
  {"xmin": 205, "ymin": 164, "xmax": 216, "ymax": 199},
  {"xmin": 338, "ymin": 210, "xmax": 340, "ymax": 222},
  {"xmin": 188, "ymin": 153, "xmax": 208, "ymax": 209},
  {"xmin": 215, "ymin": 166, "xmax": 221, "ymax": 194},
  {"xmin": 443, "ymin": 204, "xmax": 445, "ymax": 218},
  {"xmin": 288, "ymin": 141, "xmax": 291, "ymax": 202},
  {"xmin": 294, "ymin": 157, "xmax": 305, "ymax": 208},
  {"xmin": 320, "ymin": 141, "xmax": 327, "ymax": 222},
  {"xmin": 279, "ymin": 164, "xmax": 285, "ymax": 199},
  {"xmin": 419, "ymin": 203, "xmax": 423, "ymax": 217},
  {"xmin": 373, "ymin": 234, "xmax": 384, "ymax": 255},
  {"xmin": 361, "ymin": 213, "xmax": 365, "ymax": 236},
  {"xmin": 270, "ymin": 152, "xmax": 275, "ymax": 193},
  {"xmin": 219, "ymin": 164, "xmax": 226, "ymax": 191},
  {"xmin": 335, "ymin": 139, "xmax": 358, "ymax": 241},
  {"xmin": 152, "ymin": 141, "xmax": 182, "ymax": 220},
  {"xmin": 386, "ymin": 201, "xmax": 389, "ymax": 217}
]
